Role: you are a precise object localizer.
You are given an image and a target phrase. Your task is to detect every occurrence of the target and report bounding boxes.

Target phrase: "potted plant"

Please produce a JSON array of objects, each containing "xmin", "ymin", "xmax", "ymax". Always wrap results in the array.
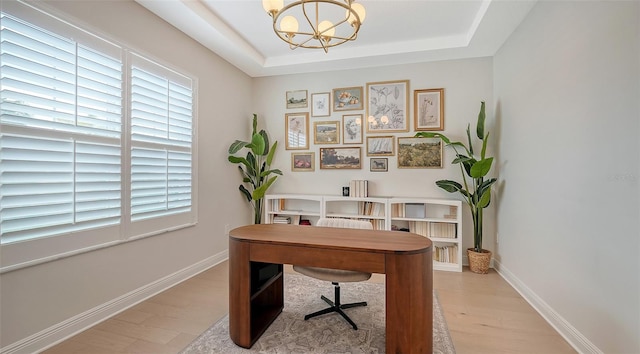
[
  {"xmin": 415, "ymin": 101, "xmax": 497, "ymax": 273},
  {"xmin": 228, "ymin": 114, "xmax": 282, "ymax": 224}
]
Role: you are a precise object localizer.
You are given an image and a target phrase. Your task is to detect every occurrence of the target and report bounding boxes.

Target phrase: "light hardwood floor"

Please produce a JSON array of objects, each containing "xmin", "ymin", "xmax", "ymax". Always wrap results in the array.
[{"xmin": 43, "ymin": 261, "xmax": 575, "ymax": 354}]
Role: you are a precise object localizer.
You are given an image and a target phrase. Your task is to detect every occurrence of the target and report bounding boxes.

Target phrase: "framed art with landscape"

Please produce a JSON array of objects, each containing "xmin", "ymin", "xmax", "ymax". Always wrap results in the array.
[
  {"xmin": 397, "ymin": 137, "xmax": 442, "ymax": 168},
  {"xmin": 366, "ymin": 136, "xmax": 394, "ymax": 156},
  {"xmin": 286, "ymin": 90, "xmax": 308, "ymax": 109},
  {"xmin": 314, "ymin": 121, "xmax": 340, "ymax": 144},
  {"xmin": 320, "ymin": 147, "xmax": 361, "ymax": 169}
]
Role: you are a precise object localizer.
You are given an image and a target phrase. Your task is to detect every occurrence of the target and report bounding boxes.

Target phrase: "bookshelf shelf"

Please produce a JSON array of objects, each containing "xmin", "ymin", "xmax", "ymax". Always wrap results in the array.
[{"xmin": 263, "ymin": 194, "xmax": 463, "ymax": 272}]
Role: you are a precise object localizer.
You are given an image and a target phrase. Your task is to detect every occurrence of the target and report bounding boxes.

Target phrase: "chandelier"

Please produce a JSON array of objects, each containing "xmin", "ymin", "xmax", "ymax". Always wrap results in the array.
[{"xmin": 262, "ymin": 0, "xmax": 366, "ymax": 53}]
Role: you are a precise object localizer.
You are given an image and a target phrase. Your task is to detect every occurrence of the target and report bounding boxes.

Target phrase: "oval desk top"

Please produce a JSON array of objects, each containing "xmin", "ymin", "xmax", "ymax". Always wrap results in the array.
[{"xmin": 229, "ymin": 224, "xmax": 431, "ymax": 255}]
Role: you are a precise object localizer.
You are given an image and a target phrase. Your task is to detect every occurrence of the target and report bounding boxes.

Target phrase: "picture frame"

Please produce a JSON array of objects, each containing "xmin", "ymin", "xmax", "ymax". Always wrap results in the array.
[
  {"xmin": 366, "ymin": 136, "xmax": 394, "ymax": 156},
  {"xmin": 314, "ymin": 120, "xmax": 340, "ymax": 144},
  {"xmin": 319, "ymin": 147, "xmax": 361, "ymax": 169},
  {"xmin": 414, "ymin": 88, "xmax": 444, "ymax": 131},
  {"xmin": 286, "ymin": 90, "xmax": 308, "ymax": 109},
  {"xmin": 342, "ymin": 114, "xmax": 363, "ymax": 144},
  {"xmin": 311, "ymin": 92, "xmax": 331, "ymax": 117},
  {"xmin": 397, "ymin": 137, "xmax": 442, "ymax": 168},
  {"xmin": 332, "ymin": 86, "xmax": 363, "ymax": 111},
  {"xmin": 370, "ymin": 158, "xmax": 388, "ymax": 172},
  {"xmin": 366, "ymin": 80, "xmax": 410, "ymax": 133},
  {"xmin": 285, "ymin": 112, "xmax": 309, "ymax": 150},
  {"xmin": 291, "ymin": 152, "xmax": 314, "ymax": 172}
]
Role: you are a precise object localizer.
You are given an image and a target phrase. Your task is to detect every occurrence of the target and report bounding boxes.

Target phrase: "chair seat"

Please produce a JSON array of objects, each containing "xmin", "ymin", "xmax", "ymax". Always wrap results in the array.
[{"xmin": 293, "ymin": 265, "xmax": 372, "ymax": 282}]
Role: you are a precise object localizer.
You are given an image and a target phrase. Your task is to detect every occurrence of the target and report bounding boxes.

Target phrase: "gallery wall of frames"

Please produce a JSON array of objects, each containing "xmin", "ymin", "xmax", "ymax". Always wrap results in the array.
[{"xmin": 285, "ymin": 82, "xmax": 445, "ymax": 173}]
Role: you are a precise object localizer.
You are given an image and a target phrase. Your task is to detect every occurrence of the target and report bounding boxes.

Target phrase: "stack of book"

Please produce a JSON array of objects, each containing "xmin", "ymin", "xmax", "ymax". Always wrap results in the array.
[
  {"xmin": 273, "ymin": 216, "xmax": 291, "ymax": 224},
  {"xmin": 349, "ymin": 180, "xmax": 369, "ymax": 197},
  {"xmin": 409, "ymin": 221, "xmax": 457, "ymax": 238}
]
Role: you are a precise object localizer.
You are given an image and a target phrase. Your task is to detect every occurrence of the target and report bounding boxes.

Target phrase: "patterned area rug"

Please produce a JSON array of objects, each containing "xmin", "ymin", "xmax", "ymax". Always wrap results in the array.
[{"xmin": 181, "ymin": 273, "xmax": 455, "ymax": 353}]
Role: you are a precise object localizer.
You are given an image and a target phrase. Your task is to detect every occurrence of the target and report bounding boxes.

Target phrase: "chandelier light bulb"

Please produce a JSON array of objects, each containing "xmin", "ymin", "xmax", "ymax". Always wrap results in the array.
[
  {"xmin": 381, "ymin": 116, "xmax": 389, "ymax": 124},
  {"xmin": 367, "ymin": 116, "xmax": 375, "ymax": 123},
  {"xmin": 280, "ymin": 15, "xmax": 299, "ymax": 33},
  {"xmin": 346, "ymin": 3, "xmax": 366, "ymax": 25},
  {"xmin": 262, "ymin": 0, "xmax": 283, "ymax": 14},
  {"xmin": 318, "ymin": 20, "xmax": 335, "ymax": 38}
]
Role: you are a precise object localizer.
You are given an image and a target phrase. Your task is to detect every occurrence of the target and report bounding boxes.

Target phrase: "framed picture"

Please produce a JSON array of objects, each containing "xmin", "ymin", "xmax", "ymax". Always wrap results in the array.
[
  {"xmin": 285, "ymin": 112, "xmax": 309, "ymax": 150},
  {"xmin": 366, "ymin": 136, "xmax": 394, "ymax": 156},
  {"xmin": 319, "ymin": 147, "xmax": 361, "ymax": 169},
  {"xmin": 311, "ymin": 92, "xmax": 330, "ymax": 117},
  {"xmin": 370, "ymin": 158, "xmax": 388, "ymax": 172},
  {"xmin": 414, "ymin": 88, "xmax": 444, "ymax": 131},
  {"xmin": 397, "ymin": 137, "xmax": 442, "ymax": 168},
  {"xmin": 286, "ymin": 90, "xmax": 308, "ymax": 109},
  {"xmin": 342, "ymin": 114, "xmax": 363, "ymax": 144},
  {"xmin": 291, "ymin": 152, "xmax": 314, "ymax": 172},
  {"xmin": 314, "ymin": 121, "xmax": 340, "ymax": 144},
  {"xmin": 366, "ymin": 80, "xmax": 410, "ymax": 133},
  {"xmin": 332, "ymin": 86, "xmax": 363, "ymax": 111}
]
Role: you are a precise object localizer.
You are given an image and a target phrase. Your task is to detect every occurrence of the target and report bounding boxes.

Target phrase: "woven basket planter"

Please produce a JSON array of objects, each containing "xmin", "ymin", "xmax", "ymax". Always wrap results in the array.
[{"xmin": 467, "ymin": 248, "xmax": 492, "ymax": 274}]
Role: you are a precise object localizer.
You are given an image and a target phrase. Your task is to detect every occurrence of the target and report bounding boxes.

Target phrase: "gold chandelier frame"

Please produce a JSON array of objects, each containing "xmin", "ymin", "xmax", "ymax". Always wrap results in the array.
[{"xmin": 264, "ymin": 0, "xmax": 364, "ymax": 53}]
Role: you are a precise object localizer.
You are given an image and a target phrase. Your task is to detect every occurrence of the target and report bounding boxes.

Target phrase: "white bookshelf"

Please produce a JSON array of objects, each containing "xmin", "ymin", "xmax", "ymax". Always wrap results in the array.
[
  {"xmin": 389, "ymin": 197, "xmax": 462, "ymax": 272},
  {"xmin": 263, "ymin": 194, "xmax": 463, "ymax": 272},
  {"xmin": 323, "ymin": 196, "xmax": 388, "ymax": 230},
  {"xmin": 264, "ymin": 194, "xmax": 323, "ymax": 225}
]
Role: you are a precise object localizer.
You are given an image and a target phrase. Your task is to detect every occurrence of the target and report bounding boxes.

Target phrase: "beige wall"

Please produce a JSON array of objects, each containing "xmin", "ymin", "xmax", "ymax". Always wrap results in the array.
[
  {"xmin": 253, "ymin": 57, "xmax": 495, "ymax": 255},
  {"xmin": 0, "ymin": 0, "xmax": 253, "ymax": 348},
  {"xmin": 494, "ymin": 1, "xmax": 640, "ymax": 352}
]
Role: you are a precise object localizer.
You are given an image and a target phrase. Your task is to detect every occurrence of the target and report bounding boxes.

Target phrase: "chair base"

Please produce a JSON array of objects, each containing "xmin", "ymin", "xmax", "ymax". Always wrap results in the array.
[{"xmin": 303, "ymin": 282, "xmax": 367, "ymax": 330}]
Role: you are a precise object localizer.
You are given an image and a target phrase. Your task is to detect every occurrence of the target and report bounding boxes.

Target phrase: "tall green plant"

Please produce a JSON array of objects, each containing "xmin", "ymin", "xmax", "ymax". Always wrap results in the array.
[
  {"xmin": 415, "ymin": 102, "xmax": 496, "ymax": 252},
  {"xmin": 228, "ymin": 114, "xmax": 282, "ymax": 224}
]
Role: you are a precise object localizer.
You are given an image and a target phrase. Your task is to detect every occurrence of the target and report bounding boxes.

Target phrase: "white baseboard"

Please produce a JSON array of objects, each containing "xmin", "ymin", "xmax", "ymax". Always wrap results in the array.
[
  {"xmin": 493, "ymin": 259, "xmax": 603, "ymax": 354},
  {"xmin": 1, "ymin": 251, "xmax": 229, "ymax": 354}
]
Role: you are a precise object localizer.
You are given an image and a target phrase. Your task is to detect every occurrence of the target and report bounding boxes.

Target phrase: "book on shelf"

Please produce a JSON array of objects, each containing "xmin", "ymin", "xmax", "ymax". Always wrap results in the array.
[
  {"xmin": 270, "ymin": 198, "xmax": 286, "ymax": 212},
  {"xmin": 433, "ymin": 244, "xmax": 458, "ymax": 263},
  {"xmin": 408, "ymin": 221, "xmax": 457, "ymax": 238},
  {"xmin": 358, "ymin": 201, "xmax": 384, "ymax": 217},
  {"xmin": 349, "ymin": 180, "xmax": 369, "ymax": 197}
]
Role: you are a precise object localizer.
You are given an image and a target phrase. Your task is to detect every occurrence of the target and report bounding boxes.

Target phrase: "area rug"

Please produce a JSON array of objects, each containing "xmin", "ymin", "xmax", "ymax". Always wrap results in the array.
[{"xmin": 181, "ymin": 273, "xmax": 455, "ymax": 354}]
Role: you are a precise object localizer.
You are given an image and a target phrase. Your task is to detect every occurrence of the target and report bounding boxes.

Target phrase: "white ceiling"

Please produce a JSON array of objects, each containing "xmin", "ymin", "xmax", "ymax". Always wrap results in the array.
[{"xmin": 136, "ymin": 0, "xmax": 537, "ymax": 77}]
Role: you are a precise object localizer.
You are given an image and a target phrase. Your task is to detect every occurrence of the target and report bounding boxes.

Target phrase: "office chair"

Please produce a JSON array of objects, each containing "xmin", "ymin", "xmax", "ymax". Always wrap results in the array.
[{"xmin": 293, "ymin": 218, "xmax": 373, "ymax": 330}]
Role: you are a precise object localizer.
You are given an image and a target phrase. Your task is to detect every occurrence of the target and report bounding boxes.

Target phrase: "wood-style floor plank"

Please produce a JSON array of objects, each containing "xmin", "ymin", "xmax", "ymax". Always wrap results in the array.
[{"xmin": 42, "ymin": 261, "xmax": 575, "ymax": 354}]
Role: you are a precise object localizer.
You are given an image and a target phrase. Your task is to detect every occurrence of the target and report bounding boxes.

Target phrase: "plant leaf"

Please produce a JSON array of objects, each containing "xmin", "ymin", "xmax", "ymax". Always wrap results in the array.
[
  {"xmin": 266, "ymin": 141, "xmax": 278, "ymax": 165},
  {"xmin": 414, "ymin": 132, "xmax": 451, "ymax": 145},
  {"xmin": 228, "ymin": 140, "xmax": 248, "ymax": 154},
  {"xmin": 466, "ymin": 123, "xmax": 473, "ymax": 156},
  {"xmin": 260, "ymin": 130, "xmax": 270, "ymax": 156},
  {"xmin": 435, "ymin": 180, "xmax": 463, "ymax": 193},
  {"xmin": 481, "ymin": 132, "xmax": 489, "ymax": 160},
  {"xmin": 260, "ymin": 168, "xmax": 283, "ymax": 177},
  {"xmin": 477, "ymin": 187, "xmax": 491, "ymax": 208},
  {"xmin": 238, "ymin": 185, "xmax": 252, "ymax": 202},
  {"xmin": 470, "ymin": 157, "xmax": 493, "ymax": 178},
  {"xmin": 253, "ymin": 176, "xmax": 278, "ymax": 200},
  {"xmin": 477, "ymin": 101, "xmax": 486, "ymax": 140},
  {"xmin": 250, "ymin": 133, "xmax": 266, "ymax": 156},
  {"xmin": 252, "ymin": 113, "xmax": 258, "ymax": 136}
]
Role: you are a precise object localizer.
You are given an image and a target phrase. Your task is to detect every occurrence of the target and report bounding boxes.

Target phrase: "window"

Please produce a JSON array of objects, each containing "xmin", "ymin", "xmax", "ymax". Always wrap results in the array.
[{"xmin": 0, "ymin": 2, "xmax": 196, "ymax": 271}]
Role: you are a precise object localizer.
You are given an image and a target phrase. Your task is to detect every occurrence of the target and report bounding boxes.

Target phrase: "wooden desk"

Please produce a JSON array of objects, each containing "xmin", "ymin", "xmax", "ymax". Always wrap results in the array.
[{"xmin": 229, "ymin": 224, "xmax": 433, "ymax": 353}]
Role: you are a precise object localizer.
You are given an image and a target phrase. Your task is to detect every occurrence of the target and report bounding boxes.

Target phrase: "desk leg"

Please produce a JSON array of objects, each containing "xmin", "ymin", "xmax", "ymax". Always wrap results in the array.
[
  {"xmin": 229, "ymin": 238, "xmax": 251, "ymax": 348},
  {"xmin": 385, "ymin": 250, "xmax": 433, "ymax": 354}
]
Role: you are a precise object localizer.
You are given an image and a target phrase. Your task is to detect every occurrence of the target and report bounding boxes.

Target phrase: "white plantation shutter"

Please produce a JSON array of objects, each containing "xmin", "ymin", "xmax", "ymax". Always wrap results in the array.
[
  {"xmin": 0, "ymin": 11, "xmax": 123, "ymax": 245},
  {"xmin": 0, "ymin": 3, "xmax": 196, "ymax": 270},
  {"xmin": 130, "ymin": 58, "xmax": 192, "ymax": 221}
]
